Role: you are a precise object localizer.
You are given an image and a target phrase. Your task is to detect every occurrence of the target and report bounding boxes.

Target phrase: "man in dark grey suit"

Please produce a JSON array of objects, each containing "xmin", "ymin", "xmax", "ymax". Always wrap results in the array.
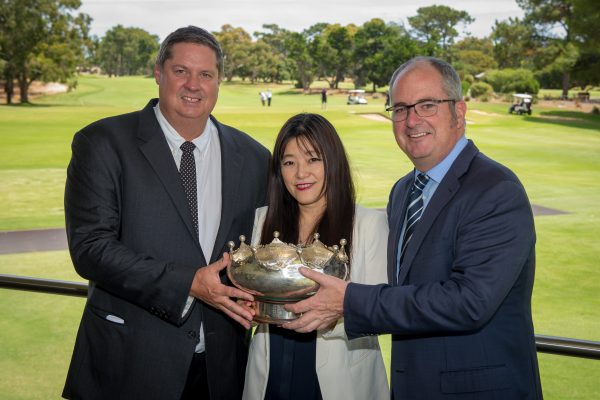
[
  {"xmin": 285, "ymin": 57, "xmax": 543, "ymax": 399},
  {"xmin": 63, "ymin": 26, "xmax": 269, "ymax": 399}
]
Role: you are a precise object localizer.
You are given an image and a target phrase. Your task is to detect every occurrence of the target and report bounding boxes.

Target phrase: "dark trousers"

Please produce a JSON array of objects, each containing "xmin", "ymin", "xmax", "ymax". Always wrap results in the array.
[
  {"xmin": 264, "ymin": 325, "xmax": 322, "ymax": 400},
  {"xmin": 181, "ymin": 352, "xmax": 210, "ymax": 400}
]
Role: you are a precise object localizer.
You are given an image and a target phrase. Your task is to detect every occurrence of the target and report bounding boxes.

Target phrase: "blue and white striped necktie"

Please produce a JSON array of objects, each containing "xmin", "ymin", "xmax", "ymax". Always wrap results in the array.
[{"xmin": 400, "ymin": 173, "xmax": 429, "ymax": 264}]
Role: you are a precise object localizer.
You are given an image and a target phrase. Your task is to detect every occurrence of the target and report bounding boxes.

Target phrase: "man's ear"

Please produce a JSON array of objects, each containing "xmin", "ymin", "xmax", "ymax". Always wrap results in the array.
[
  {"xmin": 153, "ymin": 64, "xmax": 161, "ymax": 85},
  {"xmin": 455, "ymin": 100, "xmax": 467, "ymax": 131}
]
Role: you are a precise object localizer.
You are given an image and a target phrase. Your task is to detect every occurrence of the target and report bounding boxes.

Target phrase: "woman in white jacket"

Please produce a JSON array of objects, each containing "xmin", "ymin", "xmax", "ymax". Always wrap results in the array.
[{"xmin": 242, "ymin": 113, "xmax": 389, "ymax": 400}]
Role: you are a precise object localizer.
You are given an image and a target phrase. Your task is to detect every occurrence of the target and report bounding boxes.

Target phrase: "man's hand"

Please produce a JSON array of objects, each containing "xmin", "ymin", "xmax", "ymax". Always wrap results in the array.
[
  {"xmin": 282, "ymin": 267, "xmax": 349, "ymax": 333},
  {"xmin": 237, "ymin": 299, "xmax": 259, "ymax": 327},
  {"xmin": 190, "ymin": 253, "xmax": 255, "ymax": 329}
]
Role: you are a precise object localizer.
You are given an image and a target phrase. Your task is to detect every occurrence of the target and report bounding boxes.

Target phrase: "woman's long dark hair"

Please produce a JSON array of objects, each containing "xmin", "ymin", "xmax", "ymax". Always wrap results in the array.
[{"xmin": 261, "ymin": 113, "xmax": 355, "ymax": 259}]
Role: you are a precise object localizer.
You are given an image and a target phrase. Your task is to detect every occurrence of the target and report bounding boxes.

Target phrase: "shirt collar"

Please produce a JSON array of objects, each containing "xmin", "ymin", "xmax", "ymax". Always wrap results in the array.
[
  {"xmin": 416, "ymin": 135, "xmax": 468, "ymax": 183},
  {"xmin": 153, "ymin": 102, "xmax": 215, "ymax": 153}
]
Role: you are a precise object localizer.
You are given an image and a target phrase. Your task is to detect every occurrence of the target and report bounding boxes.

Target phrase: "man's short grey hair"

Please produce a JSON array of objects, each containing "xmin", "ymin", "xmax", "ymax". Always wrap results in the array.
[
  {"xmin": 155, "ymin": 26, "xmax": 224, "ymax": 79},
  {"xmin": 388, "ymin": 56, "xmax": 463, "ymax": 101}
]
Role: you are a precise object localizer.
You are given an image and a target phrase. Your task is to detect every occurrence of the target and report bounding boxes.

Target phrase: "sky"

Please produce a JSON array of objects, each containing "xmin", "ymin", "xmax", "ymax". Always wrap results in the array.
[{"xmin": 80, "ymin": 0, "xmax": 525, "ymax": 41}]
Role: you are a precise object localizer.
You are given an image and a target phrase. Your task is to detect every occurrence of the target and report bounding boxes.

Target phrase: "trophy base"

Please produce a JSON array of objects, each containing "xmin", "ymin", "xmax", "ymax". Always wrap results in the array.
[{"xmin": 254, "ymin": 300, "xmax": 300, "ymax": 324}]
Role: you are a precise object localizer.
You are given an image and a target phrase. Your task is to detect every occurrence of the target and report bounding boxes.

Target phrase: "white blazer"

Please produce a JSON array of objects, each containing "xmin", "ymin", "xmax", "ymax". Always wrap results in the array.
[{"xmin": 242, "ymin": 206, "xmax": 390, "ymax": 400}]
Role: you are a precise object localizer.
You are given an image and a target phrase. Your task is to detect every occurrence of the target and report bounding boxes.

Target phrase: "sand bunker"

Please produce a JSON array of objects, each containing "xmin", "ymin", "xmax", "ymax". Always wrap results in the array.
[{"xmin": 358, "ymin": 113, "xmax": 390, "ymax": 122}]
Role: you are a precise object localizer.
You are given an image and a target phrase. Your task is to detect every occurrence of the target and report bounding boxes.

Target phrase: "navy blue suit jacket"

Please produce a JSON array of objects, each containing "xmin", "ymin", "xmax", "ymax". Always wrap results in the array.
[
  {"xmin": 344, "ymin": 141, "xmax": 542, "ymax": 399},
  {"xmin": 63, "ymin": 99, "xmax": 270, "ymax": 399}
]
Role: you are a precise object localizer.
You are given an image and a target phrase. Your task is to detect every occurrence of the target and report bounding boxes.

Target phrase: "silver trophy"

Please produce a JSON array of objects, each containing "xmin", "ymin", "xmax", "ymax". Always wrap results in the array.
[{"xmin": 227, "ymin": 232, "xmax": 349, "ymax": 324}]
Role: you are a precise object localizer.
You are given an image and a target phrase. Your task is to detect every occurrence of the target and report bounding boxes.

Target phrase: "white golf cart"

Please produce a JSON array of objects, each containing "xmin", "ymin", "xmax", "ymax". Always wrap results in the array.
[
  {"xmin": 509, "ymin": 94, "xmax": 533, "ymax": 115},
  {"xmin": 347, "ymin": 89, "xmax": 368, "ymax": 105}
]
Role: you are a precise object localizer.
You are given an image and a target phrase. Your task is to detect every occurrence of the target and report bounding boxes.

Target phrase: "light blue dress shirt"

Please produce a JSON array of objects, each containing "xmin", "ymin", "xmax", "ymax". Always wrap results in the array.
[{"xmin": 396, "ymin": 135, "xmax": 468, "ymax": 282}]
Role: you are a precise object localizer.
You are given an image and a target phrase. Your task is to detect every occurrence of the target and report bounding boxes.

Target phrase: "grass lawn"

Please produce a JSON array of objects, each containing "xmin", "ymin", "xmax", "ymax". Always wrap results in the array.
[
  {"xmin": 1, "ymin": 75, "xmax": 599, "ymax": 399},
  {"xmin": 538, "ymin": 88, "xmax": 600, "ymax": 99}
]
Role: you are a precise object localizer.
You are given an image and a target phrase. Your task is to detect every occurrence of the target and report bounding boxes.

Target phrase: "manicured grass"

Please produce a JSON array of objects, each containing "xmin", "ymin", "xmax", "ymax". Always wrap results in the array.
[
  {"xmin": 1, "ymin": 75, "xmax": 599, "ymax": 399},
  {"xmin": 0, "ymin": 251, "xmax": 84, "ymax": 400},
  {"xmin": 538, "ymin": 88, "xmax": 600, "ymax": 99}
]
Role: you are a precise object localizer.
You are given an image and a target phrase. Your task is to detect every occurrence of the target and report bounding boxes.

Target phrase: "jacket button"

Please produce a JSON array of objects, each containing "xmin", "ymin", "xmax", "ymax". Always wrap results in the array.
[{"xmin": 187, "ymin": 330, "xmax": 197, "ymax": 339}]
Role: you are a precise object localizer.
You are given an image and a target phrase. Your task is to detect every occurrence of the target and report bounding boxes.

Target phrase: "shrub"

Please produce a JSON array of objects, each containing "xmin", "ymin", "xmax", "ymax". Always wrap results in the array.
[
  {"xmin": 484, "ymin": 69, "xmax": 540, "ymax": 95},
  {"xmin": 470, "ymin": 81, "xmax": 494, "ymax": 100},
  {"xmin": 460, "ymin": 74, "xmax": 474, "ymax": 97},
  {"xmin": 461, "ymin": 80, "xmax": 471, "ymax": 97}
]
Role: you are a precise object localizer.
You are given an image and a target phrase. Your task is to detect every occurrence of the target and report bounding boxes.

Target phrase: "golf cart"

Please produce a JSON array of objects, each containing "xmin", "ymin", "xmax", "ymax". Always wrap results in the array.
[
  {"xmin": 509, "ymin": 94, "xmax": 532, "ymax": 115},
  {"xmin": 347, "ymin": 89, "xmax": 368, "ymax": 105}
]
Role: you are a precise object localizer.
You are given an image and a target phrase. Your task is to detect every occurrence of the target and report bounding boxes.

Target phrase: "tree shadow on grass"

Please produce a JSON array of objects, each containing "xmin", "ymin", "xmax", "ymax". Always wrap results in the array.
[
  {"xmin": 0, "ymin": 99, "xmax": 106, "ymax": 107},
  {"xmin": 0, "ymin": 102, "xmax": 72, "ymax": 108},
  {"xmin": 523, "ymin": 110, "xmax": 600, "ymax": 131},
  {"xmin": 276, "ymin": 89, "xmax": 307, "ymax": 96}
]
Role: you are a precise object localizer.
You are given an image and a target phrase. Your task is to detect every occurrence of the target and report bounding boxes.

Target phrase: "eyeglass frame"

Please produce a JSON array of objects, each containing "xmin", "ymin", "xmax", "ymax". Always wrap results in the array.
[{"xmin": 385, "ymin": 99, "xmax": 457, "ymax": 122}]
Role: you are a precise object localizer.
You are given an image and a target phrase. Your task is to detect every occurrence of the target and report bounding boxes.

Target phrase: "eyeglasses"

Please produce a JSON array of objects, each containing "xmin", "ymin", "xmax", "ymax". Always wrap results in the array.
[{"xmin": 386, "ymin": 99, "xmax": 456, "ymax": 122}]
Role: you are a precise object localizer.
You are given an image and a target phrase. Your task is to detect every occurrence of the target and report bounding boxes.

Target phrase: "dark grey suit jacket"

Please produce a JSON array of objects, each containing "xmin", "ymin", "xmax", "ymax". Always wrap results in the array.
[
  {"xmin": 344, "ymin": 141, "xmax": 543, "ymax": 399},
  {"xmin": 63, "ymin": 99, "xmax": 270, "ymax": 399}
]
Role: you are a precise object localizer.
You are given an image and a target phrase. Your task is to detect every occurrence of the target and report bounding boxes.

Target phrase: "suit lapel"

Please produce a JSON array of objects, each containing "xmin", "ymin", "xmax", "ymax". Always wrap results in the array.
[
  {"xmin": 398, "ymin": 141, "xmax": 479, "ymax": 284},
  {"xmin": 136, "ymin": 100, "xmax": 203, "ymax": 255},
  {"xmin": 210, "ymin": 117, "xmax": 243, "ymax": 262},
  {"xmin": 387, "ymin": 175, "xmax": 413, "ymax": 284}
]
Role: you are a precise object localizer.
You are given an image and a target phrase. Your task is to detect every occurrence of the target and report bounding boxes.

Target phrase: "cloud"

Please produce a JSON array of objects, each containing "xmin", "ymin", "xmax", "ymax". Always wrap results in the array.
[{"xmin": 80, "ymin": 0, "xmax": 523, "ymax": 40}]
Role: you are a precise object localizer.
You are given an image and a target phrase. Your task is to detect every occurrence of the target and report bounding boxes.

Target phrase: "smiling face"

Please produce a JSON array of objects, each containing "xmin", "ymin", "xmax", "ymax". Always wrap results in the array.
[
  {"xmin": 280, "ymin": 137, "xmax": 327, "ymax": 212},
  {"xmin": 391, "ymin": 63, "xmax": 466, "ymax": 172},
  {"xmin": 154, "ymin": 42, "xmax": 220, "ymax": 140}
]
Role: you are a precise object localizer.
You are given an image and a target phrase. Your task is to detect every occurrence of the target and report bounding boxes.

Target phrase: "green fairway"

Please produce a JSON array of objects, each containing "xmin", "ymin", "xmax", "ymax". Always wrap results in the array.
[{"xmin": 1, "ymin": 75, "xmax": 599, "ymax": 399}]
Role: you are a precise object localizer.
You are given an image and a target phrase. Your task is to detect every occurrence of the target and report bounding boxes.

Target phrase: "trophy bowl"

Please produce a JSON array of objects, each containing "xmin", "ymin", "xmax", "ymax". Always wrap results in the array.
[{"xmin": 227, "ymin": 231, "xmax": 349, "ymax": 324}]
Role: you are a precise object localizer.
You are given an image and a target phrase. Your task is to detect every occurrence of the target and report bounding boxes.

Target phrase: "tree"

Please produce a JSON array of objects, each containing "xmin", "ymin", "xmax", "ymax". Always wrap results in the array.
[
  {"xmin": 214, "ymin": 25, "xmax": 252, "ymax": 82},
  {"xmin": 253, "ymin": 24, "xmax": 295, "ymax": 83},
  {"xmin": 97, "ymin": 25, "xmax": 159, "ymax": 77},
  {"xmin": 379, "ymin": 24, "xmax": 419, "ymax": 89},
  {"xmin": 453, "ymin": 37, "xmax": 497, "ymax": 76},
  {"xmin": 284, "ymin": 31, "xmax": 317, "ymax": 90},
  {"xmin": 570, "ymin": 0, "xmax": 600, "ymax": 88},
  {"xmin": 570, "ymin": 0, "xmax": 600, "ymax": 47},
  {"xmin": 314, "ymin": 24, "xmax": 355, "ymax": 89},
  {"xmin": 352, "ymin": 19, "xmax": 417, "ymax": 92},
  {"xmin": 79, "ymin": 34, "xmax": 100, "ymax": 72},
  {"xmin": 408, "ymin": 5, "xmax": 474, "ymax": 61},
  {"xmin": 302, "ymin": 23, "xmax": 334, "ymax": 87},
  {"xmin": 254, "ymin": 24, "xmax": 317, "ymax": 89},
  {"xmin": 491, "ymin": 17, "xmax": 537, "ymax": 69},
  {"xmin": 571, "ymin": 51, "xmax": 600, "ymax": 89},
  {"xmin": 533, "ymin": 40, "xmax": 579, "ymax": 90},
  {"xmin": 242, "ymin": 39, "xmax": 288, "ymax": 83},
  {"xmin": 254, "ymin": 24, "xmax": 288, "ymax": 55},
  {"xmin": 516, "ymin": 0, "xmax": 598, "ymax": 97},
  {"xmin": 0, "ymin": 0, "xmax": 91, "ymax": 104}
]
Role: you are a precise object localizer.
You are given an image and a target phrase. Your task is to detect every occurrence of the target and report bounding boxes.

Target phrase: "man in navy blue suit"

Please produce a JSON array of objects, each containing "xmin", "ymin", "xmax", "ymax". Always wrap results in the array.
[{"xmin": 285, "ymin": 56, "xmax": 543, "ymax": 399}]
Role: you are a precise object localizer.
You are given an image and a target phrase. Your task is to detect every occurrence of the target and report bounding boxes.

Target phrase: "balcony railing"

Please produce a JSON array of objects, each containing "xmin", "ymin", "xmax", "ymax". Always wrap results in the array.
[{"xmin": 1, "ymin": 273, "xmax": 600, "ymax": 360}]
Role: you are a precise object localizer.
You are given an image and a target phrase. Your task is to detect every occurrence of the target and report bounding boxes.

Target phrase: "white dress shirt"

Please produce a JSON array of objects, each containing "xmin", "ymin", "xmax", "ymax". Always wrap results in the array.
[{"xmin": 154, "ymin": 104, "xmax": 222, "ymax": 352}]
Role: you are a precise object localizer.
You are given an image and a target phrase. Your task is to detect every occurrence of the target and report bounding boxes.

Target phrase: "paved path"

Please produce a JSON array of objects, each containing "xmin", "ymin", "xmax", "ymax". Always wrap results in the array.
[
  {"xmin": 0, "ymin": 205, "xmax": 566, "ymax": 255},
  {"xmin": 0, "ymin": 228, "xmax": 68, "ymax": 255}
]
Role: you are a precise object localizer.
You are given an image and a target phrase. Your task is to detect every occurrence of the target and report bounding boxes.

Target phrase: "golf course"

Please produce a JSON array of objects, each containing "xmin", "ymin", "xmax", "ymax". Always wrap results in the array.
[{"xmin": 1, "ymin": 75, "xmax": 599, "ymax": 399}]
